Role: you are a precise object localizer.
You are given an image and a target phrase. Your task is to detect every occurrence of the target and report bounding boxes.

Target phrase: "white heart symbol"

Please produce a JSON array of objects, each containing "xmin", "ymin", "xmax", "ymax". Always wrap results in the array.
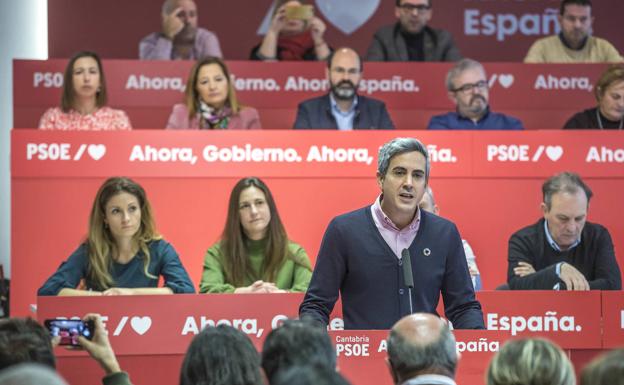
[
  {"xmin": 87, "ymin": 144, "xmax": 106, "ymax": 161},
  {"xmin": 130, "ymin": 316, "xmax": 152, "ymax": 335},
  {"xmin": 545, "ymin": 146, "xmax": 563, "ymax": 161},
  {"xmin": 315, "ymin": 0, "xmax": 380, "ymax": 35},
  {"xmin": 498, "ymin": 74, "xmax": 514, "ymax": 88}
]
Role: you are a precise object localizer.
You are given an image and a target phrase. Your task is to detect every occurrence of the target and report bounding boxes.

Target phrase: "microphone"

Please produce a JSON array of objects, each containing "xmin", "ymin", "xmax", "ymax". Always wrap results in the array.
[
  {"xmin": 401, "ymin": 248, "xmax": 414, "ymax": 288},
  {"xmin": 401, "ymin": 248, "xmax": 415, "ymax": 315}
]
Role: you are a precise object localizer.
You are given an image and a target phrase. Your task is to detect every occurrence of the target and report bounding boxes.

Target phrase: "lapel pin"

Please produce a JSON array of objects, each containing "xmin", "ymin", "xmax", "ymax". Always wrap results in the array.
[{"xmin": 423, "ymin": 248, "xmax": 431, "ymax": 256}]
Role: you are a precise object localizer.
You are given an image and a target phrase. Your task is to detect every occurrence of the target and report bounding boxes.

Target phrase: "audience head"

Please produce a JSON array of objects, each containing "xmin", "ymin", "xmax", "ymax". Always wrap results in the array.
[
  {"xmin": 387, "ymin": 313, "xmax": 457, "ymax": 383},
  {"xmin": 162, "ymin": 0, "xmax": 198, "ymax": 41},
  {"xmin": 273, "ymin": 364, "xmax": 351, "ymax": 385},
  {"xmin": 487, "ymin": 338, "xmax": 575, "ymax": 385},
  {"xmin": 419, "ymin": 186, "xmax": 440, "ymax": 215},
  {"xmin": 541, "ymin": 172, "xmax": 592, "ymax": 250},
  {"xmin": 221, "ymin": 177, "xmax": 298, "ymax": 286},
  {"xmin": 394, "ymin": 0, "xmax": 432, "ymax": 35},
  {"xmin": 326, "ymin": 47, "xmax": 362, "ymax": 102},
  {"xmin": 580, "ymin": 348, "xmax": 624, "ymax": 385},
  {"xmin": 594, "ymin": 65, "xmax": 624, "ymax": 122},
  {"xmin": 558, "ymin": 0, "xmax": 593, "ymax": 48},
  {"xmin": 446, "ymin": 58, "xmax": 489, "ymax": 121},
  {"xmin": 0, "ymin": 364, "xmax": 67, "ymax": 385},
  {"xmin": 61, "ymin": 51, "xmax": 107, "ymax": 113},
  {"xmin": 180, "ymin": 325, "xmax": 262, "ymax": 385},
  {"xmin": 184, "ymin": 57, "xmax": 239, "ymax": 118},
  {"xmin": 0, "ymin": 318, "xmax": 55, "ymax": 371},
  {"xmin": 262, "ymin": 319, "xmax": 336, "ymax": 384},
  {"xmin": 88, "ymin": 177, "xmax": 160, "ymax": 289}
]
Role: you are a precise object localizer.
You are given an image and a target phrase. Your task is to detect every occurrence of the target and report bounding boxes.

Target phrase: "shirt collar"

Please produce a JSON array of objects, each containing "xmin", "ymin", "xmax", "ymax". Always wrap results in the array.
[
  {"xmin": 401, "ymin": 374, "xmax": 457, "ymax": 385},
  {"xmin": 372, "ymin": 195, "xmax": 420, "ymax": 231},
  {"xmin": 330, "ymin": 93, "xmax": 358, "ymax": 115},
  {"xmin": 544, "ymin": 219, "xmax": 580, "ymax": 252}
]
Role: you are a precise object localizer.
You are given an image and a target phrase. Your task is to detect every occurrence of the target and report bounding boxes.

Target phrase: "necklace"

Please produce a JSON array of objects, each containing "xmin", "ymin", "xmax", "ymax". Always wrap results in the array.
[{"xmin": 596, "ymin": 109, "xmax": 623, "ymax": 129}]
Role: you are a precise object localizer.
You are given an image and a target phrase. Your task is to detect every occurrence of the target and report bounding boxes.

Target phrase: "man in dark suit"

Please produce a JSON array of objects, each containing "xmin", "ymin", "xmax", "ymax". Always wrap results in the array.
[
  {"xmin": 293, "ymin": 47, "xmax": 395, "ymax": 130},
  {"xmin": 366, "ymin": 0, "xmax": 461, "ymax": 62}
]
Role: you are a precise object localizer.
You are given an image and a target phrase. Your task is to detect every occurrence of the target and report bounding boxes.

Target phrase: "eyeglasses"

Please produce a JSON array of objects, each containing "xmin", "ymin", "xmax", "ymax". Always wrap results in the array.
[
  {"xmin": 451, "ymin": 80, "xmax": 488, "ymax": 93},
  {"xmin": 398, "ymin": 3, "xmax": 431, "ymax": 13}
]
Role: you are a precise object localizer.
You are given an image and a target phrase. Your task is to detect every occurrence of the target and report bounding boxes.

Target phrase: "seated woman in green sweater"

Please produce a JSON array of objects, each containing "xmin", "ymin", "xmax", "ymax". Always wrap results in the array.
[{"xmin": 199, "ymin": 177, "xmax": 312, "ymax": 293}]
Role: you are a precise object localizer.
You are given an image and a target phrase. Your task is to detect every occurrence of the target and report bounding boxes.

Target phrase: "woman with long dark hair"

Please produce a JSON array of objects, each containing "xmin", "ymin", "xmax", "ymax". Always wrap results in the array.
[
  {"xmin": 38, "ymin": 177, "xmax": 194, "ymax": 295},
  {"xmin": 199, "ymin": 177, "xmax": 311, "ymax": 293}
]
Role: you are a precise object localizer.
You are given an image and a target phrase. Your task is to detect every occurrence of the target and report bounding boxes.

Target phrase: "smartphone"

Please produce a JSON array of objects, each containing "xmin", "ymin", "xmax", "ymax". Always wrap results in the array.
[
  {"xmin": 44, "ymin": 318, "xmax": 95, "ymax": 346},
  {"xmin": 285, "ymin": 4, "xmax": 314, "ymax": 20}
]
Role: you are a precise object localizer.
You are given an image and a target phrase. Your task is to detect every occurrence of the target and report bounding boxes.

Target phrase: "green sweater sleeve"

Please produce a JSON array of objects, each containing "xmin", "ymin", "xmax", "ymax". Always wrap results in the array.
[
  {"xmin": 287, "ymin": 243, "xmax": 312, "ymax": 293},
  {"xmin": 199, "ymin": 243, "xmax": 236, "ymax": 293}
]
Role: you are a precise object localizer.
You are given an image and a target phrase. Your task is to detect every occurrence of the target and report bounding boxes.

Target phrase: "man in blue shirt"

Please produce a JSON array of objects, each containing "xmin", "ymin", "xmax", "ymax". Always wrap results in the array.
[
  {"xmin": 427, "ymin": 59, "xmax": 524, "ymax": 130},
  {"xmin": 293, "ymin": 47, "xmax": 395, "ymax": 130}
]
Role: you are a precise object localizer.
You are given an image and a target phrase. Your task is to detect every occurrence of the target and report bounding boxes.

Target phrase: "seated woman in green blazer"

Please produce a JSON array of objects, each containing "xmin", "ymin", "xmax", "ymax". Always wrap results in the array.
[{"xmin": 200, "ymin": 177, "xmax": 312, "ymax": 293}]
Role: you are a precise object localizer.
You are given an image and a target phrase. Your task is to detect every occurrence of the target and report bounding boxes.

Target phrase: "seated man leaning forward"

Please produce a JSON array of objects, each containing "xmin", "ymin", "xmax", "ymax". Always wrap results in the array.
[
  {"xmin": 427, "ymin": 59, "xmax": 524, "ymax": 130},
  {"xmin": 299, "ymin": 137, "xmax": 484, "ymax": 330},
  {"xmin": 507, "ymin": 172, "xmax": 621, "ymax": 290},
  {"xmin": 293, "ymin": 47, "xmax": 395, "ymax": 130},
  {"xmin": 139, "ymin": 0, "xmax": 222, "ymax": 60}
]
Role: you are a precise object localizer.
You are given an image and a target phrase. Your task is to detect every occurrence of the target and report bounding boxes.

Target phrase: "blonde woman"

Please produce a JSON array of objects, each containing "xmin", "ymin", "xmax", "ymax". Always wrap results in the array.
[{"xmin": 38, "ymin": 177, "xmax": 194, "ymax": 295}]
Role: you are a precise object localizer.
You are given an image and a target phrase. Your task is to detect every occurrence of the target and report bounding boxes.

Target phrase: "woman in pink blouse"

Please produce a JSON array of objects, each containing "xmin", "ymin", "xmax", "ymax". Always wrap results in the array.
[
  {"xmin": 166, "ymin": 57, "xmax": 261, "ymax": 129},
  {"xmin": 38, "ymin": 51, "xmax": 131, "ymax": 130}
]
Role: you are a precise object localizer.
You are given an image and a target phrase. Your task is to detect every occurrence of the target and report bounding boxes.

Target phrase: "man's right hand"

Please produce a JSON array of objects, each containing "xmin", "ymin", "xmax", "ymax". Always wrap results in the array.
[
  {"xmin": 559, "ymin": 263, "xmax": 590, "ymax": 291},
  {"xmin": 162, "ymin": 7, "xmax": 184, "ymax": 40}
]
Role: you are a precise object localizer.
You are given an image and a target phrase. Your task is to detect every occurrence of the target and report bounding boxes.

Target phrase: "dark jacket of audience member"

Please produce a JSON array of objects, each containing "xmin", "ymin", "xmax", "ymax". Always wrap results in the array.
[
  {"xmin": 367, "ymin": 24, "xmax": 461, "ymax": 62},
  {"xmin": 293, "ymin": 94, "xmax": 395, "ymax": 130}
]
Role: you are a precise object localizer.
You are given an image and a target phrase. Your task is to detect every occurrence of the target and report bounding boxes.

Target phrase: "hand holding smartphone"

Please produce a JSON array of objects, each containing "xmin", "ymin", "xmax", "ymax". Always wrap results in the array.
[
  {"xmin": 285, "ymin": 4, "xmax": 314, "ymax": 20},
  {"xmin": 44, "ymin": 318, "xmax": 95, "ymax": 346}
]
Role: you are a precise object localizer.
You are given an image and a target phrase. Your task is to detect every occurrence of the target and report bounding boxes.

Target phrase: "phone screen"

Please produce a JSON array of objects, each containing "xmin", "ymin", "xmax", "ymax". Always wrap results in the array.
[{"xmin": 44, "ymin": 319, "xmax": 94, "ymax": 346}]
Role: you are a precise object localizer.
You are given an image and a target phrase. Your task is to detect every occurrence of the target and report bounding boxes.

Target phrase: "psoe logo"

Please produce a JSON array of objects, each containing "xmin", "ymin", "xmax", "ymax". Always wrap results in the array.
[{"xmin": 26, "ymin": 143, "xmax": 106, "ymax": 161}]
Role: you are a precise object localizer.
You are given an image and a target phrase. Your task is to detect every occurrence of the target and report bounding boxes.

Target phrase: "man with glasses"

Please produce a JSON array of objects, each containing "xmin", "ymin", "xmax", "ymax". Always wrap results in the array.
[
  {"xmin": 293, "ymin": 47, "xmax": 395, "ymax": 129},
  {"xmin": 524, "ymin": 0, "xmax": 622, "ymax": 63},
  {"xmin": 427, "ymin": 59, "xmax": 524, "ymax": 130},
  {"xmin": 366, "ymin": 0, "xmax": 461, "ymax": 62}
]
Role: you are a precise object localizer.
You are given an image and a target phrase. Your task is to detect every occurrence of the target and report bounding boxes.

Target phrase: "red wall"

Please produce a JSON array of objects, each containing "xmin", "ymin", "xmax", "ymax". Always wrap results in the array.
[{"xmin": 48, "ymin": 0, "xmax": 624, "ymax": 61}]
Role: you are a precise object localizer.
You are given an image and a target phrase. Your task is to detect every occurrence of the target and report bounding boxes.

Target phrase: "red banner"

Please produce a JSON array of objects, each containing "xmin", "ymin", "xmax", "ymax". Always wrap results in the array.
[
  {"xmin": 47, "ymin": 0, "xmax": 623, "ymax": 62},
  {"xmin": 478, "ymin": 291, "xmax": 602, "ymax": 349},
  {"xmin": 14, "ymin": 60, "xmax": 608, "ymax": 129},
  {"xmin": 11, "ymin": 131, "xmax": 624, "ymax": 319},
  {"xmin": 37, "ymin": 295, "xmax": 507, "ymax": 385},
  {"xmin": 601, "ymin": 291, "xmax": 624, "ymax": 348}
]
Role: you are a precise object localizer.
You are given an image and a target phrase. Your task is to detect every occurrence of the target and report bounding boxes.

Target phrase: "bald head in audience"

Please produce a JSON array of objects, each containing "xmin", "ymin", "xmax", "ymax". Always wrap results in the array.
[{"xmin": 387, "ymin": 313, "xmax": 458, "ymax": 384}]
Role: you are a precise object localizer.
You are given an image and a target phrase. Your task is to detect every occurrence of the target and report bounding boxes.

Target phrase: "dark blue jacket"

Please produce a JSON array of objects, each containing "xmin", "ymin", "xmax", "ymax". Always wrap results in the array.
[
  {"xmin": 428, "ymin": 109, "xmax": 524, "ymax": 130},
  {"xmin": 293, "ymin": 94, "xmax": 395, "ymax": 130},
  {"xmin": 299, "ymin": 207, "xmax": 484, "ymax": 329}
]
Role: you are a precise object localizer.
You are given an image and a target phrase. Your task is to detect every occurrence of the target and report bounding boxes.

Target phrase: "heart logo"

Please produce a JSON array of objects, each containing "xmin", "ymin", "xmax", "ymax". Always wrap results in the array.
[
  {"xmin": 545, "ymin": 146, "xmax": 563, "ymax": 161},
  {"xmin": 315, "ymin": 0, "xmax": 380, "ymax": 35},
  {"xmin": 130, "ymin": 316, "xmax": 152, "ymax": 335},
  {"xmin": 87, "ymin": 144, "xmax": 106, "ymax": 161},
  {"xmin": 498, "ymin": 74, "xmax": 514, "ymax": 88}
]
